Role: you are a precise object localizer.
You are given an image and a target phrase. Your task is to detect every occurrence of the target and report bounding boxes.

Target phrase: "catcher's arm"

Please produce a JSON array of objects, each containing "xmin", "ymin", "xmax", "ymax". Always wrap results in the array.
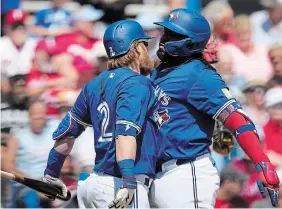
[{"xmin": 215, "ymin": 101, "xmax": 280, "ymax": 207}]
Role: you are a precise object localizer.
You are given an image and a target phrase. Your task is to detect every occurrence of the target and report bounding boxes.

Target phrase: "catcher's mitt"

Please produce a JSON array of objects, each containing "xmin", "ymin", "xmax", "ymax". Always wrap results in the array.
[{"xmin": 212, "ymin": 120, "xmax": 234, "ymax": 155}]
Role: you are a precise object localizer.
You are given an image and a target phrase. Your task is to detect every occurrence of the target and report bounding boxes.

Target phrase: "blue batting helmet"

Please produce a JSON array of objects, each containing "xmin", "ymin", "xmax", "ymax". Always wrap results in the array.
[
  {"xmin": 154, "ymin": 8, "xmax": 211, "ymax": 57},
  {"xmin": 103, "ymin": 20, "xmax": 151, "ymax": 59}
]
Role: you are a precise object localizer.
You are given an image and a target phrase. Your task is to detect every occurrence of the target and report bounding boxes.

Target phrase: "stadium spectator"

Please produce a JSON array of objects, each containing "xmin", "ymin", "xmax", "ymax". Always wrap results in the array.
[
  {"xmin": 1, "ymin": 0, "xmax": 21, "ymax": 36},
  {"xmin": 267, "ymin": 44, "xmax": 282, "ymax": 88},
  {"xmin": 49, "ymin": 5, "xmax": 105, "ymax": 88},
  {"xmin": 215, "ymin": 47, "xmax": 246, "ymax": 104},
  {"xmin": 30, "ymin": 0, "xmax": 73, "ymax": 37},
  {"xmin": 202, "ymin": 0, "xmax": 236, "ymax": 46},
  {"xmin": 136, "ymin": 12, "xmax": 163, "ymax": 66},
  {"xmin": 226, "ymin": 154, "xmax": 264, "ymax": 207},
  {"xmin": 3, "ymin": 101, "xmax": 56, "ymax": 207},
  {"xmin": 26, "ymin": 39, "xmax": 78, "ymax": 117},
  {"xmin": 1, "ymin": 128, "xmax": 12, "ymax": 208},
  {"xmin": 242, "ymin": 81, "xmax": 269, "ymax": 140},
  {"xmin": 1, "ymin": 75, "xmax": 29, "ymax": 134},
  {"xmin": 214, "ymin": 166, "xmax": 247, "ymax": 208},
  {"xmin": 250, "ymin": 0, "xmax": 282, "ymax": 46},
  {"xmin": 0, "ymin": 9, "xmax": 37, "ymax": 93},
  {"xmin": 263, "ymin": 87, "xmax": 282, "ymax": 170},
  {"xmin": 71, "ymin": 128, "xmax": 95, "ymax": 173},
  {"xmin": 1, "ymin": 75, "xmax": 29, "ymax": 207},
  {"xmin": 221, "ymin": 15, "xmax": 273, "ymax": 82}
]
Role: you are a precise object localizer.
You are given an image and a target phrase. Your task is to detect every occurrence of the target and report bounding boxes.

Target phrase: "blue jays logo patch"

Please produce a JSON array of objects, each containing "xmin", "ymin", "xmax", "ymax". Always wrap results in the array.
[
  {"xmin": 154, "ymin": 109, "xmax": 170, "ymax": 128},
  {"xmin": 169, "ymin": 12, "xmax": 179, "ymax": 21}
]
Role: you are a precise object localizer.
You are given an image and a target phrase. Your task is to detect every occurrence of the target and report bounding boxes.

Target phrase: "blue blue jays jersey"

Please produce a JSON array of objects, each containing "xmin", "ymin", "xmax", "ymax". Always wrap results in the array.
[
  {"xmin": 151, "ymin": 59, "xmax": 235, "ymax": 163},
  {"xmin": 70, "ymin": 68, "xmax": 159, "ymax": 178}
]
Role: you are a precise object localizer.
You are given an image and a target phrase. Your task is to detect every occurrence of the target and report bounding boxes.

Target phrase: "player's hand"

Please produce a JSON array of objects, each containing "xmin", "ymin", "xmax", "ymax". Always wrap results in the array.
[
  {"xmin": 42, "ymin": 175, "xmax": 68, "ymax": 199},
  {"xmin": 108, "ymin": 176, "xmax": 136, "ymax": 208},
  {"xmin": 255, "ymin": 161, "xmax": 280, "ymax": 207}
]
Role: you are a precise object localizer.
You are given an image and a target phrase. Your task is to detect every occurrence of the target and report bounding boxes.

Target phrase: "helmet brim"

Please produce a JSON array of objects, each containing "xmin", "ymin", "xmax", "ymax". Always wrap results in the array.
[
  {"xmin": 138, "ymin": 35, "xmax": 152, "ymax": 40},
  {"xmin": 154, "ymin": 21, "xmax": 189, "ymax": 37}
]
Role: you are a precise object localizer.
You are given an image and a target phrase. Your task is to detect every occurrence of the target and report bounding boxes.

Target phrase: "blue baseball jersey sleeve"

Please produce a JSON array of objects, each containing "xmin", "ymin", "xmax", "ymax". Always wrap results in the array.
[
  {"xmin": 70, "ymin": 86, "xmax": 92, "ymax": 127},
  {"xmin": 70, "ymin": 68, "xmax": 159, "ymax": 178},
  {"xmin": 151, "ymin": 59, "xmax": 236, "ymax": 163},
  {"xmin": 187, "ymin": 68, "xmax": 234, "ymax": 116},
  {"xmin": 115, "ymin": 81, "xmax": 152, "ymax": 137}
]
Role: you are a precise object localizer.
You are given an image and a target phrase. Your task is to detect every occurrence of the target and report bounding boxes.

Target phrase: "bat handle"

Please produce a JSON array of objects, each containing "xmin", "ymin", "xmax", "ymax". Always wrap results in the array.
[{"xmin": 1, "ymin": 170, "xmax": 16, "ymax": 180}]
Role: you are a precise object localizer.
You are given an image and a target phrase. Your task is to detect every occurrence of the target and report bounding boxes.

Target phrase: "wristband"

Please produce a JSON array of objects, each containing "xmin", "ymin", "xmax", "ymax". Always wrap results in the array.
[
  {"xmin": 44, "ymin": 148, "xmax": 68, "ymax": 178},
  {"xmin": 122, "ymin": 176, "xmax": 137, "ymax": 189},
  {"xmin": 118, "ymin": 159, "xmax": 135, "ymax": 177}
]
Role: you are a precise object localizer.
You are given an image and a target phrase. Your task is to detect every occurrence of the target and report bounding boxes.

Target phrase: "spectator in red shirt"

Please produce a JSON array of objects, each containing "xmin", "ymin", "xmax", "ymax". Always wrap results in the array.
[
  {"xmin": 263, "ymin": 87, "xmax": 282, "ymax": 170},
  {"xmin": 218, "ymin": 154, "xmax": 264, "ymax": 207},
  {"xmin": 51, "ymin": 5, "xmax": 105, "ymax": 88},
  {"xmin": 215, "ymin": 166, "xmax": 247, "ymax": 208},
  {"xmin": 26, "ymin": 40, "xmax": 78, "ymax": 117}
]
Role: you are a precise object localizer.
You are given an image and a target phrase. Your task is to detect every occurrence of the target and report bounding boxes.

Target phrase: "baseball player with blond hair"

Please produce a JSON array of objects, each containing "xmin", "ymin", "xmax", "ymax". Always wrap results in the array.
[{"xmin": 42, "ymin": 20, "xmax": 166, "ymax": 208}]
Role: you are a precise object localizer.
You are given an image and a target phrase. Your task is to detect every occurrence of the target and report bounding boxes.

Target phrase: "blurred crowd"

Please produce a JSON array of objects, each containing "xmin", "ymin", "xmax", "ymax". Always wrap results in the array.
[{"xmin": 1, "ymin": 0, "xmax": 282, "ymax": 208}]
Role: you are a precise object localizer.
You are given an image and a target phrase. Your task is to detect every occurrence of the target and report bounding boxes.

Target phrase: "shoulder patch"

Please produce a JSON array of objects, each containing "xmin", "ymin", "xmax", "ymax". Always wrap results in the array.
[{"xmin": 221, "ymin": 88, "xmax": 233, "ymax": 99}]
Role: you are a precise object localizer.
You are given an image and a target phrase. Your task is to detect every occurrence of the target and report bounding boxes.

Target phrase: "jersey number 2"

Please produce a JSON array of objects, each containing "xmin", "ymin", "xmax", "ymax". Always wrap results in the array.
[{"xmin": 97, "ymin": 102, "xmax": 113, "ymax": 142}]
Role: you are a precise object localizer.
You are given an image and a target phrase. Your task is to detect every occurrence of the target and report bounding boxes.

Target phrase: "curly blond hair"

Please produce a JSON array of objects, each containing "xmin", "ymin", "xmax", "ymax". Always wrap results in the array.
[{"xmin": 107, "ymin": 41, "xmax": 147, "ymax": 69}]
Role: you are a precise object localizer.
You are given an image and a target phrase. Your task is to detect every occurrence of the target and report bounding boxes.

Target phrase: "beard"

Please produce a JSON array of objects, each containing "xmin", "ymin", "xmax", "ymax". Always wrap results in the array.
[
  {"xmin": 157, "ymin": 47, "xmax": 167, "ymax": 61},
  {"xmin": 139, "ymin": 51, "xmax": 155, "ymax": 76}
]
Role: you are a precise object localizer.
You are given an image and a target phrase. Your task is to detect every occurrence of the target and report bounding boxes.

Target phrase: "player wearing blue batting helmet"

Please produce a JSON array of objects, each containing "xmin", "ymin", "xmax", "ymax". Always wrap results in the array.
[
  {"xmin": 103, "ymin": 19, "xmax": 151, "ymax": 59},
  {"xmin": 149, "ymin": 8, "xmax": 280, "ymax": 208},
  {"xmin": 44, "ymin": 19, "xmax": 161, "ymax": 209},
  {"xmin": 154, "ymin": 8, "xmax": 211, "ymax": 61}
]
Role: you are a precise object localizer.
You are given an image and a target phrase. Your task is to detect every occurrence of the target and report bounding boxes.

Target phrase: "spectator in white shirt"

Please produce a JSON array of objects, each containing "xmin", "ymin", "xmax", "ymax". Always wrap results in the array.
[
  {"xmin": 0, "ymin": 9, "xmax": 37, "ymax": 93},
  {"xmin": 250, "ymin": 0, "xmax": 282, "ymax": 46},
  {"xmin": 221, "ymin": 15, "xmax": 273, "ymax": 82}
]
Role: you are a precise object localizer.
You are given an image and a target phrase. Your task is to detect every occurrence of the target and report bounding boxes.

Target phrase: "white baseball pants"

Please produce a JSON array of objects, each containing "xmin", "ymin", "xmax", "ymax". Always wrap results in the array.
[
  {"xmin": 149, "ymin": 154, "xmax": 220, "ymax": 208},
  {"xmin": 77, "ymin": 172, "xmax": 153, "ymax": 208}
]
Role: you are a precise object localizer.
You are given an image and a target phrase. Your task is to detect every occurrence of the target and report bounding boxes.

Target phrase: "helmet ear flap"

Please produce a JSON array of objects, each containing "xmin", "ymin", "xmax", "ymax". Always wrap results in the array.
[{"xmin": 164, "ymin": 38, "xmax": 193, "ymax": 57}]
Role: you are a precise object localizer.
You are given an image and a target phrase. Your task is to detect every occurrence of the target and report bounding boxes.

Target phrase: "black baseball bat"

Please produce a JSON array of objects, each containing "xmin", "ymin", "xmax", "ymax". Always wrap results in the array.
[{"xmin": 1, "ymin": 170, "xmax": 71, "ymax": 201}]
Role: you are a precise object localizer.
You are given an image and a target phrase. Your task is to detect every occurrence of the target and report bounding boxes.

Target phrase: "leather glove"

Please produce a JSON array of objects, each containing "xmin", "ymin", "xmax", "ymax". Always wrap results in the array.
[
  {"xmin": 108, "ymin": 176, "xmax": 136, "ymax": 208},
  {"xmin": 42, "ymin": 174, "xmax": 68, "ymax": 200},
  {"xmin": 212, "ymin": 120, "xmax": 234, "ymax": 155},
  {"xmin": 256, "ymin": 161, "xmax": 280, "ymax": 207}
]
